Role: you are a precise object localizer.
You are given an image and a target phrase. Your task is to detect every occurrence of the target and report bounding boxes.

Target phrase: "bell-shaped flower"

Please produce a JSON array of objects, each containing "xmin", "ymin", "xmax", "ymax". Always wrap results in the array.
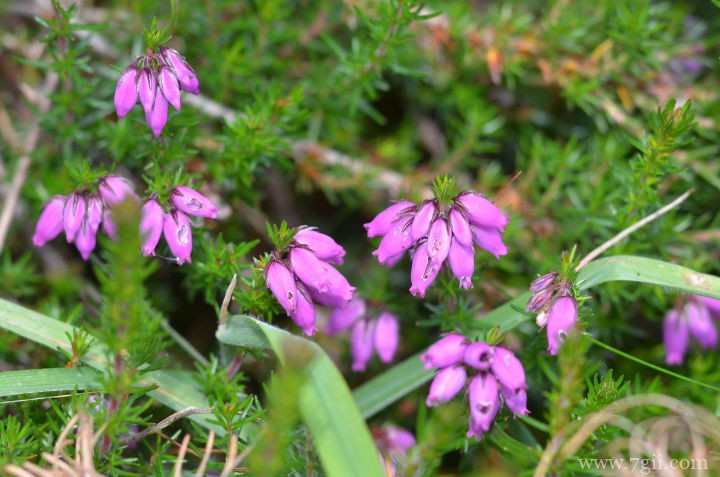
[
  {"xmin": 464, "ymin": 342, "xmax": 494, "ymax": 371},
  {"xmin": 140, "ymin": 199, "xmax": 164, "ymax": 256},
  {"xmin": 75, "ymin": 220, "xmax": 97, "ymax": 261},
  {"xmin": 426, "ymin": 217, "xmax": 451, "ymax": 270},
  {"xmin": 470, "ymin": 225, "xmax": 508, "ymax": 259},
  {"xmin": 411, "ymin": 200, "xmax": 437, "ymax": 242},
  {"xmin": 33, "ymin": 196, "xmax": 66, "ymax": 247},
  {"xmin": 98, "ymin": 175, "xmax": 137, "ymax": 206},
  {"xmin": 63, "ymin": 192, "xmax": 86, "ymax": 242},
  {"xmin": 500, "ymin": 385, "xmax": 529, "ymax": 417},
  {"xmin": 264, "ymin": 259, "xmax": 298, "ymax": 315},
  {"xmin": 490, "ymin": 346, "xmax": 526, "ymax": 393},
  {"xmin": 546, "ymin": 296, "xmax": 578, "ymax": 355},
  {"xmin": 114, "ymin": 64, "xmax": 139, "ymax": 118},
  {"xmin": 448, "ymin": 207, "xmax": 473, "ymax": 247},
  {"xmin": 454, "ymin": 191, "xmax": 509, "ymax": 231},
  {"xmin": 138, "ymin": 67, "xmax": 157, "ymax": 114},
  {"xmin": 293, "ymin": 228, "xmax": 346, "ymax": 265},
  {"xmin": 447, "ymin": 238, "xmax": 474, "ymax": 289},
  {"xmin": 525, "ymin": 286, "xmax": 555, "ymax": 313},
  {"xmin": 409, "ymin": 242, "xmax": 440, "ymax": 298},
  {"xmin": 466, "ymin": 373, "xmax": 500, "ymax": 440},
  {"xmin": 159, "ymin": 46, "xmax": 199, "ymax": 94},
  {"xmin": 290, "ymin": 283, "xmax": 317, "ymax": 336},
  {"xmin": 145, "ymin": 93, "xmax": 169, "ymax": 138},
  {"xmin": 289, "ymin": 246, "xmax": 332, "ymax": 293},
  {"xmin": 698, "ymin": 295, "xmax": 720, "ymax": 317},
  {"xmin": 102, "ymin": 209, "xmax": 118, "ymax": 240},
  {"xmin": 162, "ymin": 210, "xmax": 193, "ymax": 265},
  {"xmin": 170, "ymin": 185, "xmax": 219, "ymax": 219},
  {"xmin": 686, "ymin": 300, "xmax": 717, "ymax": 349},
  {"xmin": 663, "ymin": 308, "xmax": 688, "ymax": 365},
  {"xmin": 158, "ymin": 64, "xmax": 181, "ymax": 110},
  {"xmin": 374, "ymin": 311, "xmax": 399, "ymax": 363},
  {"xmin": 426, "ymin": 365, "xmax": 467, "ymax": 407},
  {"xmin": 420, "ymin": 333, "xmax": 468, "ymax": 370},
  {"xmin": 351, "ymin": 319, "xmax": 375, "ymax": 372},
  {"xmin": 382, "ymin": 426, "xmax": 416, "ymax": 454},
  {"xmin": 326, "ymin": 296, "xmax": 366, "ymax": 334},
  {"xmin": 372, "ymin": 216, "xmax": 413, "ymax": 266},
  {"xmin": 364, "ymin": 201, "xmax": 415, "ymax": 238}
]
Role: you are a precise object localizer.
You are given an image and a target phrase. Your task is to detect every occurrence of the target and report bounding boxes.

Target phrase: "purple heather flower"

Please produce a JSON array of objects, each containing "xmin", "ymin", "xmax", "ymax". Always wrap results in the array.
[
  {"xmin": 139, "ymin": 199, "xmax": 164, "ymax": 256},
  {"xmin": 500, "ymin": 385, "xmax": 529, "ymax": 417},
  {"xmin": 326, "ymin": 296, "xmax": 366, "ymax": 334},
  {"xmin": 171, "ymin": 186, "xmax": 219, "ymax": 219},
  {"xmin": 75, "ymin": 219, "xmax": 97, "ymax": 261},
  {"xmin": 364, "ymin": 201, "xmax": 415, "ymax": 238},
  {"xmin": 63, "ymin": 192, "xmax": 86, "ymax": 242},
  {"xmin": 114, "ymin": 64, "xmax": 139, "ymax": 118},
  {"xmin": 529, "ymin": 272, "xmax": 559, "ymax": 292},
  {"xmin": 546, "ymin": 296, "xmax": 578, "ymax": 355},
  {"xmin": 426, "ymin": 217, "xmax": 451, "ymax": 270},
  {"xmin": 157, "ymin": 64, "xmax": 181, "ymax": 110},
  {"xmin": 351, "ymin": 319, "xmax": 375, "ymax": 372},
  {"xmin": 145, "ymin": 93, "xmax": 169, "ymax": 138},
  {"xmin": 293, "ymin": 228, "xmax": 346, "ymax": 265},
  {"xmin": 409, "ymin": 241, "xmax": 441, "ymax": 298},
  {"xmin": 138, "ymin": 67, "xmax": 157, "ymax": 114},
  {"xmin": 420, "ymin": 333, "xmax": 468, "ymax": 370},
  {"xmin": 663, "ymin": 308, "xmax": 688, "ymax": 365},
  {"xmin": 525, "ymin": 286, "xmax": 555, "ymax": 313},
  {"xmin": 470, "ymin": 224, "xmax": 508, "ymax": 259},
  {"xmin": 490, "ymin": 346, "xmax": 526, "ymax": 393},
  {"xmin": 160, "ymin": 46, "xmax": 199, "ymax": 94},
  {"xmin": 33, "ymin": 196, "xmax": 66, "ymax": 246},
  {"xmin": 464, "ymin": 342, "xmax": 493, "ymax": 371},
  {"xmin": 372, "ymin": 216, "xmax": 413, "ymax": 266},
  {"xmin": 98, "ymin": 175, "xmax": 137, "ymax": 206},
  {"xmin": 426, "ymin": 365, "xmax": 467, "ymax": 407},
  {"xmin": 454, "ymin": 191, "xmax": 509, "ymax": 231},
  {"xmin": 447, "ymin": 238, "xmax": 474, "ymax": 289},
  {"xmin": 448, "ymin": 206, "xmax": 472, "ymax": 247},
  {"xmin": 306, "ymin": 261, "xmax": 355, "ymax": 306},
  {"xmin": 411, "ymin": 200, "xmax": 437, "ymax": 242},
  {"xmin": 698, "ymin": 295, "xmax": 720, "ymax": 317},
  {"xmin": 685, "ymin": 299, "xmax": 717, "ymax": 349},
  {"xmin": 102, "ymin": 209, "xmax": 118, "ymax": 240},
  {"xmin": 162, "ymin": 210, "xmax": 193, "ymax": 265},
  {"xmin": 290, "ymin": 283, "xmax": 317, "ymax": 336},
  {"xmin": 382, "ymin": 426, "xmax": 416, "ymax": 454},
  {"xmin": 466, "ymin": 373, "xmax": 500, "ymax": 440},
  {"xmin": 374, "ymin": 311, "xmax": 399, "ymax": 363},
  {"xmin": 289, "ymin": 246, "xmax": 333, "ymax": 293},
  {"xmin": 264, "ymin": 260, "xmax": 298, "ymax": 315}
]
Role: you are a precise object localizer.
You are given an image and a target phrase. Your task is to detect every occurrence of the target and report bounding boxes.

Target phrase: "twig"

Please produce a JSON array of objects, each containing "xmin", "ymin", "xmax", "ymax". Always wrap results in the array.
[
  {"xmin": 219, "ymin": 273, "xmax": 238, "ymax": 326},
  {"xmin": 194, "ymin": 430, "xmax": 215, "ymax": 477},
  {"xmin": 172, "ymin": 434, "xmax": 192, "ymax": 477},
  {"xmin": 219, "ymin": 434, "xmax": 239, "ymax": 477},
  {"xmin": 575, "ymin": 190, "xmax": 693, "ymax": 272},
  {"xmin": 118, "ymin": 406, "xmax": 213, "ymax": 445}
]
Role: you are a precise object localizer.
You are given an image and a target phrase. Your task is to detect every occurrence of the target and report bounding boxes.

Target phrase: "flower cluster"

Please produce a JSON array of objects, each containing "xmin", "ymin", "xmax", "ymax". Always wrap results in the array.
[
  {"xmin": 365, "ymin": 191, "xmax": 509, "ymax": 298},
  {"xmin": 264, "ymin": 227, "xmax": 354, "ymax": 336},
  {"xmin": 326, "ymin": 296, "xmax": 399, "ymax": 372},
  {"xmin": 372, "ymin": 425, "xmax": 415, "ymax": 477},
  {"xmin": 420, "ymin": 334, "xmax": 528, "ymax": 440},
  {"xmin": 140, "ymin": 186, "xmax": 218, "ymax": 265},
  {"xmin": 33, "ymin": 175, "xmax": 136, "ymax": 260},
  {"xmin": 525, "ymin": 272, "xmax": 579, "ymax": 355},
  {"xmin": 114, "ymin": 46, "xmax": 199, "ymax": 137},
  {"xmin": 663, "ymin": 294, "xmax": 720, "ymax": 365}
]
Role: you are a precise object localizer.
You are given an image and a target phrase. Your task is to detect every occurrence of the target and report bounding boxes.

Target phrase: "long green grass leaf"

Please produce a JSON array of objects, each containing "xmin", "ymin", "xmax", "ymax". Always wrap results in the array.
[{"xmin": 0, "ymin": 367, "xmax": 102, "ymax": 398}]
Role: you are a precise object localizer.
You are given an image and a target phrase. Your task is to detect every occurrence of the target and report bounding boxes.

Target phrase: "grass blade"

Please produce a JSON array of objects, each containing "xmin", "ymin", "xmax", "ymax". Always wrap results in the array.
[{"xmin": 0, "ymin": 367, "xmax": 102, "ymax": 398}]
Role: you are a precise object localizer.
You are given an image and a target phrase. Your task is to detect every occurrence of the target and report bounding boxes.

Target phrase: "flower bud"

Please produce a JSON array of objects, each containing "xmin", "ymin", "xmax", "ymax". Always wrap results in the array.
[
  {"xmin": 411, "ymin": 200, "xmax": 437, "ymax": 242},
  {"xmin": 114, "ymin": 64, "xmax": 139, "ymax": 118},
  {"xmin": 364, "ymin": 201, "xmax": 415, "ymax": 238},
  {"xmin": 163, "ymin": 210, "xmax": 193, "ymax": 265},
  {"xmin": 289, "ymin": 246, "xmax": 332, "ymax": 293},
  {"xmin": 464, "ymin": 342, "xmax": 493, "ymax": 370},
  {"xmin": 426, "ymin": 365, "xmax": 466, "ymax": 407},
  {"xmin": 326, "ymin": 296, "xmax": 366, "ymax": 335},
  {"xmin": 33, "ymin": 196, "xmax": 66, "ymax": 247},
  {"xmin": 663, "ymin": 308, "xmax": 688, "ymax": 365},
  {"xmin": 145, "ymin": 93, "xmax": 169, "ymax": 138},
  {"xmin": 698, "ymin": 295, "xmax": 720, "ymax": 317},
  {"xmin": 447, "ymin": 238, "xmax": 474, "ymax": 289},
  {"xmin": 98, "ymin": 175, "xmax": 137, "ymax": 206},
  {"xmin": 409, "ymin": 241, "xmax": 440, "ymax": 298},
  {"xmin": 529, "ymin": 272, "xmax": 559, "ymax": 292},
  {"xmin": 138, "ymin": 67, "xmax": 157, "ymax": 113},
  {"xmin": 685, "ymin": 300, "xmax": 717, "ymax": 349},
  {"xmin": 525, "ymin": 286, "xmax": 555, "ymax": 313},
  {"xmin": 160, "ymin": 46, "xmax": 199, "ymax": 94},
  {"xmin": 351, "ymin": 319, "xmax": 375, "ymax": 372},
  {"xmin": 291, "ymin": 283, "xmax": 317, "ymax": 336},
  {"xmin": 454, "ymin": 191, "xmax": 509, "ymax": 231},
  {"xmin": 158, "ymin": 64, "xmax": 181, "ymax": 110},
  {"xmin": 448, "ymin": 206, "xmax": 473, "ymax": 247},
  {"xmin": 264, "ymin": 260, "xmax": 297, "ymax": 315},
  {"xmin": 63, "ymin": 192, "xmax": 86, "ymax": 243},
  {"xmin": 470, "ymin": 224, "xmax": 508, "ymax": 259},
  {"xmin": 420, "ymin": 333, "xmax": 468, "ymax": 370},
  {"xmin": 373, "ymin": 311, "xmax": 399, "ymax": 363},
  {"xmin": 293, "ymin": 227, "xmax": 346, "ymax": 265},
  {"xmin": 372, "ymin": 216, "xmax": 413, "ymax": 266},
  {"xmin": 490, "ymin": 346, "xmax": 526, "ymax": 393}
]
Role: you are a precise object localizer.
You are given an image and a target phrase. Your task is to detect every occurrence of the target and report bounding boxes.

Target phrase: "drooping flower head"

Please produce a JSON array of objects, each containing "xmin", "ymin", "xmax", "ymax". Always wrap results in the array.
[
  {"xmin": 262, "ymin": 224, "xmax": 354, "ymax": 336},
  {"xmin": 113, "ymin": 44, "xmax": 199, "ymax": 137},
  {"xmin": 662, "ymin": 294, "xmax": 720, "ymax": 365},
  {"xmin": 422, "ymin": 333, "xmax": 528, "ymax": 440},
  {"xmin": 526, "ymin": 271, "xmax": 579, "ymax": 355},
  {"xmin": 373, "ymin": 425, "xmax": 416, "ymax": 477},
  {"xmin": 366, "ymin": 177, "xmax": 509, "ymax": 297}
]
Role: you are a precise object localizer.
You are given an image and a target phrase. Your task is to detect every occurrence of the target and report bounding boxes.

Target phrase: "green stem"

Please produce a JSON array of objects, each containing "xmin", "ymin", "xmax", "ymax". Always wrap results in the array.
[{"xmin": 587, "ymin": 334, "xmax": 720, "ymax": 393}]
